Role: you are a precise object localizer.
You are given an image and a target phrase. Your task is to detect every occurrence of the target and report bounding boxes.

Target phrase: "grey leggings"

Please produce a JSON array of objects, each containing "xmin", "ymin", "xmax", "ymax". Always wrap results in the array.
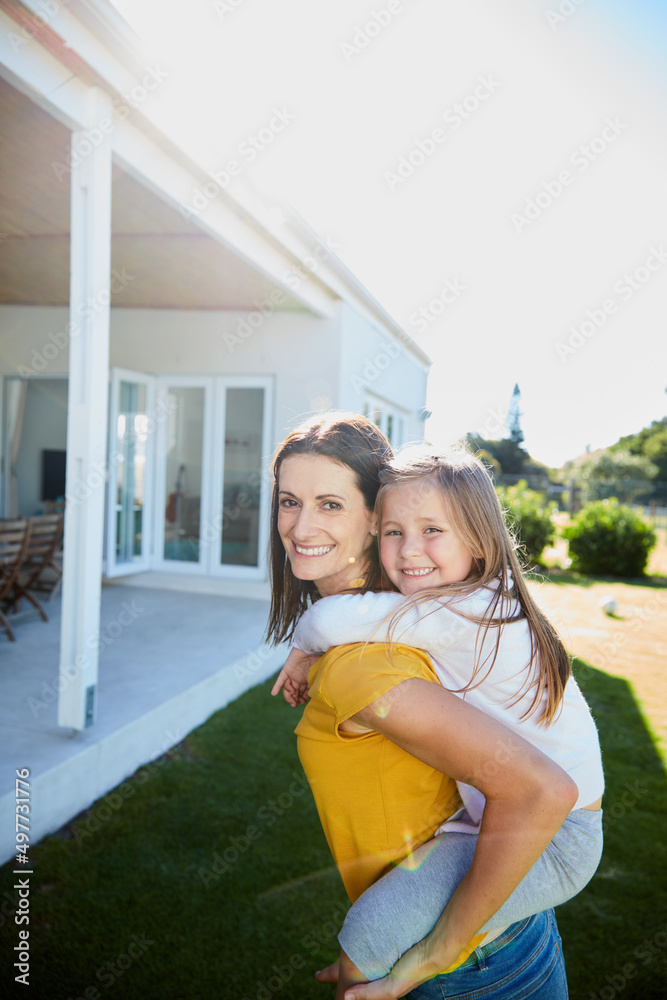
[{"xmin": 338, "ymin": 807, "xmax": 603, "ymax": 981}]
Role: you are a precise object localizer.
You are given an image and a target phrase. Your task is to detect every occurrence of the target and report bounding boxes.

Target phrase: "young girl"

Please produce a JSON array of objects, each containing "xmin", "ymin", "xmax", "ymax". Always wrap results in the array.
[{"xmin": 273, "ymin": 444, "xmax": 604, "ymax": 992}]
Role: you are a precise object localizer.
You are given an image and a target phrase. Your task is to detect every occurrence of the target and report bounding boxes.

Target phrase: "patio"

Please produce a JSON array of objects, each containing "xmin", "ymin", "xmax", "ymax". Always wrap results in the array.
[{"xmin": 0, "ymin": 583, "xmax": 286, "ymax": 865}]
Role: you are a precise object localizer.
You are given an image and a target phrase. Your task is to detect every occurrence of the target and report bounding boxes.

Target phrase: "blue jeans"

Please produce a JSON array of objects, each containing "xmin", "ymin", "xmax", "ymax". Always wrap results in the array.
[{"xmin": 406, "ymin": 910, "xmax": 568, "ymax": 999}]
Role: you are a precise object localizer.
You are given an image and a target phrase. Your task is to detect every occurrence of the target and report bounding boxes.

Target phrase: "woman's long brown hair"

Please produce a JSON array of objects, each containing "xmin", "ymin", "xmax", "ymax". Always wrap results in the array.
[
  {"xmin": 265, "ymin": 412, "xmax": 393, "ymax": 645},
  {"xmin": 376, "ymin": 446, "xmax": 571, "ymax": 726}
]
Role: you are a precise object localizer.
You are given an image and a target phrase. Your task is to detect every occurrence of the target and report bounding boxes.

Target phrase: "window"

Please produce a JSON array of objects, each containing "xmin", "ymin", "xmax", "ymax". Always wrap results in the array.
[{"xmin": 363, "ymin": 396, "xmax": 409, "ymax": 448}]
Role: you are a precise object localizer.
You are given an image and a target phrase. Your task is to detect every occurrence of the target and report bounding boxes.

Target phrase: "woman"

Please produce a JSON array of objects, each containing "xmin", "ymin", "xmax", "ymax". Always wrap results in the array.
[{"xmin": 266, "ymin": 412, "xmax": 575, "ymax": 999}]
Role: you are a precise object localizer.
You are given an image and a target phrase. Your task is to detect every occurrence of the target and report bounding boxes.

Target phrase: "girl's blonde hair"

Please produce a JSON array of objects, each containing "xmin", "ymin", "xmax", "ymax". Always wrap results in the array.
[{"xmin": 376, "ymin": 445, "xmax": 571, "ymax": 726}]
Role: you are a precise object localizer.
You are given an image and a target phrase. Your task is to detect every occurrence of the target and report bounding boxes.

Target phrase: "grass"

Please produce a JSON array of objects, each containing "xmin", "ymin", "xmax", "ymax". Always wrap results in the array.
[
  {"xmin": 557, "ymin": 659, "xmax": 667, "ymax": 998},
  {"xmin": 529, "ymin": 574, "xmax": 667, "ymax": 762},
  {"xmin": 1, "ymin": 663, "xmax": 666, "ymax": 998},
  {"xmin": 530, "ymin": 565, "xmax": 667, "ymax": 589},
  {"xmin": 0, "ymin": 680, "xmax": 348, "ymax": 1000}
]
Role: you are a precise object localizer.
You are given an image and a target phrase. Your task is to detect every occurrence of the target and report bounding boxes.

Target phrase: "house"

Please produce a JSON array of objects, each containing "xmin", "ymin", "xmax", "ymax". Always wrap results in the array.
[{"xmin": 0, "ymin": 0, "xmax": 430, "ymax": 863}]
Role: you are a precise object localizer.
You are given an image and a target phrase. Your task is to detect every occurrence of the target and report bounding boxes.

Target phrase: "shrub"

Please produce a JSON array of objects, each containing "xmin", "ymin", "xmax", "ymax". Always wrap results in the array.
[
  {"xmin": 498, "ymin": 480, "xmax": 556, "ymax": 564},
  {"xmin": 562, "ymin": 498, "xmax": 657, "ymax": 576}
]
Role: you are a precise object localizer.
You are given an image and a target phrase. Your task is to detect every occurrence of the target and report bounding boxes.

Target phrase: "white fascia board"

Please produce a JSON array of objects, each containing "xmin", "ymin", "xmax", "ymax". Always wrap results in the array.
[
  {"xmin": 111, "ymin": 119, "xmax": 337, "ymax": 317},
  {"xmin": 0, "ymin": 7, "xmax": 90, "ymax": 129},
  {"xmin": 18, "ymin": 0, "xmax": 150, "ymax": 96},
  {"xmin": 191, "ymin": 182, "xmax": 431, "ymax": 370},
  {"xmin": 227, "ymin": 189, "xmax": 431, "ymax": 369},
  {"xmin": 62, "ymin": 0, "xmax": 150, "ymax": 70}
]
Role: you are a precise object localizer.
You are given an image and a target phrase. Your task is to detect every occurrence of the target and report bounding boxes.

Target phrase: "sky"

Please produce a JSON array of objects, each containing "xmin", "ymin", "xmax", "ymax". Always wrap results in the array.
[{"xmin": 111, "ymin": 0, "xmax": 667, "ymax": 468}]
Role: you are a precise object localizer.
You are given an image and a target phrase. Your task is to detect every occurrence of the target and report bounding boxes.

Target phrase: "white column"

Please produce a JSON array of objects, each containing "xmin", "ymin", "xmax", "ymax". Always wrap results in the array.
[{"xmin": 58, "ymin": 87, "xmax": 113, "ymax": 731}]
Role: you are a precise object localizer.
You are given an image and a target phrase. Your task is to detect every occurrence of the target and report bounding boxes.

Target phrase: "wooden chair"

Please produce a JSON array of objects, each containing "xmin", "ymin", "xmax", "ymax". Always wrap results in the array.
[
  {"xmin": 0, "ymin": 519, "xmax": 31, "ymax": 642},
  {"xmin": 5, "ymin": 512, "xmax": 64, "ymax": 622},
  {"xmin": 37, "ymin": 501, "xmax": 65, "ymax": 600}
]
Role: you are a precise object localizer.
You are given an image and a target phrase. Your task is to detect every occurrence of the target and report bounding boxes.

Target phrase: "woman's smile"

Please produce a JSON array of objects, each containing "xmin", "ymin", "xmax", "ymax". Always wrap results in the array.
[{"xmin": 292, "ymin": 542, "xmax": 335, "ymax": 557}]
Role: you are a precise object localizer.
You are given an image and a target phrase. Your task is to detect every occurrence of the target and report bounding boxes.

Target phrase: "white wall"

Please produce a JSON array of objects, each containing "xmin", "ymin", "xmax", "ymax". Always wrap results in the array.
[
  {"xmin": 109, "ymin": 307, "xmax": 344, "ymax": 446},
  {"xmin": 0, "ymin": 304, "xmax": 344, "ymax": 449},
  {"xmin": 337, "ymin": 301, "xmax": 429, "ymax": 444},
  {"xmin": 1, "ymin": 307, "xmax": 71, "ymax": 377}
]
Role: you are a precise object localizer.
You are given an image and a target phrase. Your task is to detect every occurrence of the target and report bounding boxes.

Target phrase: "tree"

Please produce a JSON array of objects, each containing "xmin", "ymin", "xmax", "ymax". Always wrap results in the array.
[
  {"xmin": 475, "ymin": 448, "xmax": 501, "ymax": 477},
  {"xmin": 643, "ymin": 428, "xmax": 667, "ymax": 478},
  {"xmin": 576, "ymin": 449, "xmax": 658, "ymax": 503},
  {"xmin": 612, "ymin": 418, "xmax": 667, "ymax": 480},
  {"xmin": 467, "ymin": 433, "xmax": 528, "ymax": 475}
]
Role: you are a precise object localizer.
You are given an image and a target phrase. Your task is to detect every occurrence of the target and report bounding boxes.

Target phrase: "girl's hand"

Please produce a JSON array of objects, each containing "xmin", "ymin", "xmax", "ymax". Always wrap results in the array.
[
  {"xmin": 270, "ymin": 647, "xmax": 321, "ymax": 706},
  {"xmin": 344, "ymin": 939, "xmax": 444, "ymax": 1000}
]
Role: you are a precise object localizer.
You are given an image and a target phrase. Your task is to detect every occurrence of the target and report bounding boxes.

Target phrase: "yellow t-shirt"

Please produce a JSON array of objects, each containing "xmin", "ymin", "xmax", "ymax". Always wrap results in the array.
[{"xmin": 295, "ymin": 641, "xmax": 486, "ymax": 972}]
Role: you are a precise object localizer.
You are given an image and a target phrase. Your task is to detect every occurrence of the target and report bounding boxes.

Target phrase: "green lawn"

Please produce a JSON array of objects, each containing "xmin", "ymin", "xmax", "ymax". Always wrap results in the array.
[{"xmin": 1, "ymin": 661, "xmax": 666, "ymax": 999}]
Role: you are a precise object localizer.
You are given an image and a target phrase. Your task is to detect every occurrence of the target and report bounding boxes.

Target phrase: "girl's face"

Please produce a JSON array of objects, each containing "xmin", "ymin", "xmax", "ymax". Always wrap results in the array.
[
  {"xmin": 277, "ymin": 454, "xmax": 375, "ymax": 597},
  {"xmin": 379, "ymin": 480, "xmax": 475, "ymax": 596}
]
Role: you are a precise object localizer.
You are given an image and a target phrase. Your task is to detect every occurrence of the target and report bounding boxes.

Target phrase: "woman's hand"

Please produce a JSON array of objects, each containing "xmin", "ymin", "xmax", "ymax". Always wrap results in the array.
[{"xmin": 270, "ymin": 647, "xmax": 321, "ymax": 706}]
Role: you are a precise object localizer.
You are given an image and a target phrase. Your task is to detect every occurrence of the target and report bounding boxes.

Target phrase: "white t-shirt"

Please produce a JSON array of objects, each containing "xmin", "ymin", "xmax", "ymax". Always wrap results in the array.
[{"xmin": 293, "ymin": 582, "xmax": 604, "ymax": 832}]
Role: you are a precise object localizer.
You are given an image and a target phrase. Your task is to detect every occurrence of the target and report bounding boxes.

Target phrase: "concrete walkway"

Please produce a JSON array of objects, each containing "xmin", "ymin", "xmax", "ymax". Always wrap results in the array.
[{"xmin": 0, "ymin": 583, "xmax": 287, "ymax": 865}]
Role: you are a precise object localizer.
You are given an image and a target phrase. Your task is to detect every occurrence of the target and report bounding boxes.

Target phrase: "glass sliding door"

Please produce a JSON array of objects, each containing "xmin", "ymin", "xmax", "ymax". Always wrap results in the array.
[
  {"xmin": 106, "ymin": 369, "xmax": 155, "ymax": 577},
  {"xmin": 162, "ymin": 385, "xmax": 206, "ymax": 564},
  {"xmin": 210, "ymin": 376, "xmax": 272, "ymax": 580},
  {"xmin": 111, "ymin": 374, "xmax": 270, "ymax": 579},
  {"xmin": 220, "ymin": 387, "xmax": 264, "ymax": 566}
]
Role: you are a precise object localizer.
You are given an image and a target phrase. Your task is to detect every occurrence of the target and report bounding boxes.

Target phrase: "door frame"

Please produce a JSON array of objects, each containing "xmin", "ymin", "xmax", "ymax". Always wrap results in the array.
[{"xmin": 105, "ymin": 367, "xmax": 157, "ymax": 577}]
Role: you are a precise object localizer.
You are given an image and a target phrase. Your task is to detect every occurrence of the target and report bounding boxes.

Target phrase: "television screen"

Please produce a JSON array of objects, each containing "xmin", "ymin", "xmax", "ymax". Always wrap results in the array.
[{"xmin": 42, "ymin": 449, "xmax": 66, "ymax": 501}]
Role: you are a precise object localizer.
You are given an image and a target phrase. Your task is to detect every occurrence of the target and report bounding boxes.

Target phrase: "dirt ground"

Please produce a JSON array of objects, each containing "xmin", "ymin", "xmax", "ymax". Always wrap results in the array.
[{"xmin": 529, "ymin": 572, "xmax": 667, "ymax": 757}]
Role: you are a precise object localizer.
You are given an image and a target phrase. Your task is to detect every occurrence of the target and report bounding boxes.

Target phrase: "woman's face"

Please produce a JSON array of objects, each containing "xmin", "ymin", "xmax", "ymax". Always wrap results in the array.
[{"xmin": 277, "ymin": 454, "xmax": 375, "ymax": 597}]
